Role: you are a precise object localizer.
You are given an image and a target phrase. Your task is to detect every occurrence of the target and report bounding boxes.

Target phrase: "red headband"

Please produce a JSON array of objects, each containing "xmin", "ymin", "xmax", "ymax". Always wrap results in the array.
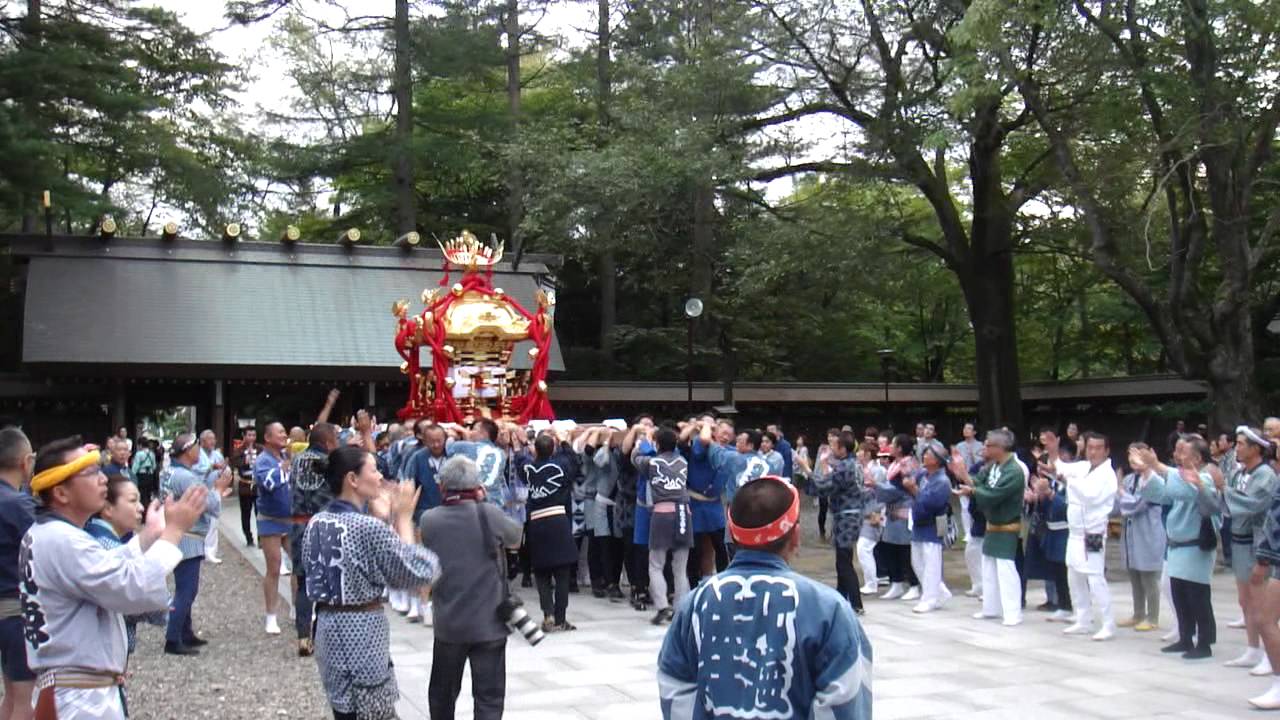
[{"xmin": 728, "ymin": 475, "xmax": 800, "ymax": 547}]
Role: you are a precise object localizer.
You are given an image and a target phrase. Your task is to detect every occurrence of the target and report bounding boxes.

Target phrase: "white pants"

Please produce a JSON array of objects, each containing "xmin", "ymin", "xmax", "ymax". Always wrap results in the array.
[
  {"xmin": 981, "ymin": 555, "xmax": 1022, "ymax": 624},
  {"xmin": 965, "ymin": 535, "xmax": 984, "ymax": 593},
  {"xmin": 649, "ymin": 548, "xmax": 690, "ymax": 611},
  {"xmin": 204, "ymin": 523, "xmax": 219, "ymax": 560},
  {"xmin": 856, "ymin": 537, "xmax": 878, "ymax": 588},
  {"xmin": 910, "ymin": 541, "xmax": 949, "ymax": 603},
  {"xmin": 1068, "ymin": 567, "xmax": 1113, "ymax": 628}
]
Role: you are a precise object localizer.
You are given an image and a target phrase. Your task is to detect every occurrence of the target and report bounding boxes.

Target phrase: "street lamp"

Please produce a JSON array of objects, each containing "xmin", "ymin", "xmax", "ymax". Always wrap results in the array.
[
  {"xmin": 877, "ymin": 348, "xmax": 896, "ymax": 419},
  {"xmin": 685, "ymin": 298, "xmax": 704, "ymax": 411}
]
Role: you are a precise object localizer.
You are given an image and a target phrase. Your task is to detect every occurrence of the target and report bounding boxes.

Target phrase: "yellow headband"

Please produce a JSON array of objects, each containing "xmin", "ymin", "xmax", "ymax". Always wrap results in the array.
[{"xmin": 31, "ymin": 446, "xmax": 102, "ymax": 493}]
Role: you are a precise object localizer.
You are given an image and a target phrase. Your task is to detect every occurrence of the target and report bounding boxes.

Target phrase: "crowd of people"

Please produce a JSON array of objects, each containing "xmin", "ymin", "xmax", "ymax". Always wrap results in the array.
[{"xmin": 8, "ymin": 396, "xmax": 1280, "ymax": 718}]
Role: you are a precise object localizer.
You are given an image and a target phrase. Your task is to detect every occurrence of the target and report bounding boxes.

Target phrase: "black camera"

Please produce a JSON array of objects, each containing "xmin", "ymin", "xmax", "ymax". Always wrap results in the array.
[{"xmin": 497, "ymin": 595, "xmax": 544, "ymax": 646}]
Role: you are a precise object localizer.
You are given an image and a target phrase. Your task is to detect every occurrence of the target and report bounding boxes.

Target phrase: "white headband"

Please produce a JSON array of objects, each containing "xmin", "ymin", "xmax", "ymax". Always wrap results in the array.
[{"xmin": 1237, "ymin": 425, "xmax": 1272, "ymax": 449}]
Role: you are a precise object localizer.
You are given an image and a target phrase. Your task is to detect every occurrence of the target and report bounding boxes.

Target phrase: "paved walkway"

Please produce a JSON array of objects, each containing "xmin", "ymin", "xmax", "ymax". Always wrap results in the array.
[{"xmin": 218, "ymin": 499, "xmax": 1268, "ymax": 719}]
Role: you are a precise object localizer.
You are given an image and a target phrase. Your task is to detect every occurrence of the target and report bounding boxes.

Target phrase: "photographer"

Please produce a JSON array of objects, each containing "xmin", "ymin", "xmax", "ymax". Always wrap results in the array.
[{"xmin": 421, "ymin": 456, "xmax": 523, "ymax": 720}]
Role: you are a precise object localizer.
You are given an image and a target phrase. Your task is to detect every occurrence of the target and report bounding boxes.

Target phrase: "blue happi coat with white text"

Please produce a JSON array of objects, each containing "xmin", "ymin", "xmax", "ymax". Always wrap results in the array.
[{"xmin": 657, "ymin": 550, "xmax": 873, "ymax": 720}]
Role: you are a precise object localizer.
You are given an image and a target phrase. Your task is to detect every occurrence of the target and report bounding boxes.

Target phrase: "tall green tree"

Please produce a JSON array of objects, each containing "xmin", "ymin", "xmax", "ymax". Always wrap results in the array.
[
  {"xmin": 965, "ymin": 0, "xmax": 1280, "ymax": 428},
  {"xmin": 750, "ymin": 0, "xmax": 1061, "ymax": 432},
  {"xmin": 0, "ymin": 0, "xmax": 252, "ymax": 234}
]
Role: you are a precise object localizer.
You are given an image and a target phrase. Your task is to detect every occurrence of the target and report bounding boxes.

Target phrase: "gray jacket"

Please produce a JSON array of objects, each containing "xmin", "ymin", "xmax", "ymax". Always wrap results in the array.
[
  {"xmin": 1116, "ymin": 472, "xmax": 1166, "ymax": 572},
  {"xmin": 161, "ymin": 463, "xmax": 222, "ymax": 560},
  {"xmin": 1225, "ymin": 461, "xmax": 1279, "ymax": 543}
]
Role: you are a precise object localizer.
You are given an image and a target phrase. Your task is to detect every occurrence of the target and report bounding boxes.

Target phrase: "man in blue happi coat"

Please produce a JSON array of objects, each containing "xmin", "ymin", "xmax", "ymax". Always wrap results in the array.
[{"xmin": 657, "ymin": 475, "xmax": 873, "ymax": 719}]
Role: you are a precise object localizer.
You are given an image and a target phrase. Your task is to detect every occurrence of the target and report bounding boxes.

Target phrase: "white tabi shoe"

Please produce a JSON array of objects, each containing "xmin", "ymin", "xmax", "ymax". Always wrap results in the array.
[
  {"xmin": 1250, "ymin": 679, "xmax": 1280, "ymax": 710},
  {"xmin": 423, "ymin": 601, "xmax": 434, "ymax": 627},
  {"xmin": 1091, "ymin": 623, "xmax": 1116, "ymax": 641},
  {"xmin": 265, "ymin": 614, "xmax": 281, "ymax": 635},
  {"xmin": 912, "ymin": 601, "xmax": 939, "ymax": 614},
  {"xmin": 406, "ymin": 597, "xmax": 421, "ymax": 623},
  {"xmin": 1252, "ymin": 655, "xmax": 1275, "ymax": 676},
  {"xmin": 389, "ymin": 590, "xmax": 409, "ymax": 614},
  {"xmin": 972, "ymin": 611, "xmax": 998, "ymax": 620},
  {"xmin": 901, "ymin": 586, "xmax": 922, "ymax": 602},
  {"xmin": 1062, "ymin": 622, "xmax": 1093, "ymax": 635},
  {"xmin": 859, "ymin": 584, "xmax": 879, "ymax": 595},
  {"xmin": 1229, "ymin": 616, "xmax": 1248, "ymax": 629},
  {"xmin": 206, "ymin": 555, "xmax": 223, "ymax": 565},
  {"xmin": 1001, "ymin": 616, "xmax": 1023, "ymax": 627},
  {"xmin": 1047, "ymin": 609, "xmax": 1074, "ymax": 623},
  {"xmin": 964, "ymin": 587, "xmax": 982, "ymax": 598},
  {"xmin": 881, "ymin": 583, "xmax": 906, "ymax": 600},
  {"xmin": 1160, "ymin": 629, "xmax": 1179, "ymax": 642},
  {"xmin": 937, "ymin": 588, "xmax": 952, "ymax": 608},
  {"xmin": 1226, "ymin": 647, "xmax": 1265, "ymax": 668}
]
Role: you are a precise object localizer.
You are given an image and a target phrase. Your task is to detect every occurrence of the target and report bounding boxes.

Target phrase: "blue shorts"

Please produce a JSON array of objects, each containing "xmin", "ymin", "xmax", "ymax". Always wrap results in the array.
[
  {"xmin": 257, "ymin": 518, "xmax": 291, "ymax": 537},
  {"xmin": 0, "ymin": 615, "xmax": 33, "ymax": 682}
]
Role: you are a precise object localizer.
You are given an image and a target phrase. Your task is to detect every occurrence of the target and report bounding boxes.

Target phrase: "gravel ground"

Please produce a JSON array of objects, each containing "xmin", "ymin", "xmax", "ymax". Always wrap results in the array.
[{"xmin": 127, "ymin": 551, "xmax": 329, "ymax": 720}]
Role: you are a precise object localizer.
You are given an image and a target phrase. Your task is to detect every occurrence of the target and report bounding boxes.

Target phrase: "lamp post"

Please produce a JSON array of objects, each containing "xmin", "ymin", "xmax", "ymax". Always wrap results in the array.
[
  {"xmin": 684, "ymin": 298, "xmax": 704, "ymax": 412},
  {"xmin": 877, "ymin": 348, "xmax": 895, "ymax": 421}
]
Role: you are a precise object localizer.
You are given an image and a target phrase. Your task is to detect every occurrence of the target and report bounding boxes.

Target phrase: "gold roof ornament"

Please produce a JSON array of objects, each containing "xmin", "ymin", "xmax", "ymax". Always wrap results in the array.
[{"xmin": 438, "ymin": 229, "xmax": 503, "ymax": 269}]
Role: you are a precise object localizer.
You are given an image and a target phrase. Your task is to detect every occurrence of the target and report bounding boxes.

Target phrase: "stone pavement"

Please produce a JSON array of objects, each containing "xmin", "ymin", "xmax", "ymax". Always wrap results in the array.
[{"xmin": 219, "ymin": 498, "xmax": 1267, "ymax": 719}]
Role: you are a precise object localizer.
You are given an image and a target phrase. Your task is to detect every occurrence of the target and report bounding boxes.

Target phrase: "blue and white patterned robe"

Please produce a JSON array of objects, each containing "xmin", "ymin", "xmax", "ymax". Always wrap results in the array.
[
  {"xmin": 657, "ymin": 550, "xmax": 873, "ymax": 719},
  {"xmin": 302, "ymin": 500, "xmax": 439, "ymax": 718}
]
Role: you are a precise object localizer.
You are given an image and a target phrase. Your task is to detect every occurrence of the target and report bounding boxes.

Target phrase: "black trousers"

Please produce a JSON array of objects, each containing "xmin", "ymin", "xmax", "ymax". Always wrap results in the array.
[
  {"xmin": 1048, "ymin": 559, "xmax": 1072, "ymax": 611},
  {"xmin": 835, "ymin": 545, "xmax": 863, "ymax": 611},
  {"xmin": 1015, "ymin": 538, "xmax": 1027, "ymax": 608},
  {"xmin": 333, "ymin": 711, "xmax": 355, "ymax": 720},
  {"xmin": 883, "ymin": 543, "xmax": 918, "ymax": 586},
  {"xmin": 535, "ymin": 564, "xmax": 572, "ymax": 624},
  {"xmin": 818, "ymin": 497, "xmax": 830, "ymax": 536},
  {"xmin": 873, "ymin": 541, "xmax": 889, "ymax": 579},
  {"xmin": 239, "ymin": 491, "xmax": 255, "ymax": 544},
  {"xmin": 629, "ymin": 542, "xmax": 650, "ymax": 592},
  {"xmin": 1170, "ymin": 577, "xmax": 1216, "ymax": 649},
  {"xmin": 588, "ymin": 535, "xmax": 624, "ymax": 589},
  {"xmin": 428, "ymin": 638, "xmax": 507, "ymax": 720}
]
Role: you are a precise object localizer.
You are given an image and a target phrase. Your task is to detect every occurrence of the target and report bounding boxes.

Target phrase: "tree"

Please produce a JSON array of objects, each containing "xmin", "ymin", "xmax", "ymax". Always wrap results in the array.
[
  {"xmin": 0, "ymin": 0, "xmax": 252, "ymax": 234},
  {"xmin": 748, "ymin": 0, "xmax": 1061, "ymax": 431},
  {"xmin": 967, "ymin": 0, "xmax": 1280, "ymax": 428}
]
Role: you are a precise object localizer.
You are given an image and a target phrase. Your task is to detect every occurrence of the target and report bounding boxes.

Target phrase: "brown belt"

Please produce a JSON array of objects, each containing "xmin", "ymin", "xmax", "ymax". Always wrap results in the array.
[
  {"xmin": 315, "ymin": 600, "xmax": 384, "ymax": 614},
  {"xmin": 35, "ymin": 670, "xmax": 125, "ymax": 720},
  {"xmin": 987, "ymin": 521, "xmax": 1021, "ymax": 533},
  {"xmin": 291, "ymin": 514, "xmax": 314, "ymax": 525}
]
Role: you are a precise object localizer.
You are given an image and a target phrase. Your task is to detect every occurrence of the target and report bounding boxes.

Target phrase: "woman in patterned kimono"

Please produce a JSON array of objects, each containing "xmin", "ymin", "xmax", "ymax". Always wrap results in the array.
[{"xmin": 303, "ymin": 446, "xmax": 440, "ymax": 720}]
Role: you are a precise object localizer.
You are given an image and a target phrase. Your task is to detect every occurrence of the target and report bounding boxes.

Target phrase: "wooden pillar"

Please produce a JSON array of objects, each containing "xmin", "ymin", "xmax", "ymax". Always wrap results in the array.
[
  {"xmin": 111, "ymin": 380, "xmax": 126, "ymax": 438},
  {"xmin": 212, "ymin": 380, "xmax": 227, "ymax": 452}
]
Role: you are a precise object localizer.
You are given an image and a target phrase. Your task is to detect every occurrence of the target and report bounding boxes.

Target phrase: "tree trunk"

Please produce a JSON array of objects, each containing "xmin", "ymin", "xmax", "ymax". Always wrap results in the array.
[
  {"xmin": 20, "ymin": 0, "xmax": 40, "ymax": 233},
  {"xmin": 504, "ymin": 0, "xmax": 524, "ymax": 264},
  {"xmin": 597, "ymin": 248, "xmax": 616, "ymax": 370},
  {"xmin": 1077, "ymin": 292, "xmax": 1091, "ymax": 378},
  {"xmin": 962, "ymin": 265, "xmax": 1025, "ymax": 434},
  {"xmin": 690, "ymin": 183, "xmax": 715, "ymax": 305},
  {"xmin": 1205, "ymin": 299, "xmax": 1263, "ymax": 430},
  {"xmin": 392, "ymin": 0, "xmax": 416, "ymax": 235},
  {"xmin": 595, "ymin": 0, "xmax": 616, "ymax": 368}
]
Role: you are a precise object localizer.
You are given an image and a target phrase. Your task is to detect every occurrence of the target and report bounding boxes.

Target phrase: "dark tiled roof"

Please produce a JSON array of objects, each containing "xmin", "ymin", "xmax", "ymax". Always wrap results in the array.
[{"xmin": 13, "ymin": 235, "xmax": 563, "ymax": 374}]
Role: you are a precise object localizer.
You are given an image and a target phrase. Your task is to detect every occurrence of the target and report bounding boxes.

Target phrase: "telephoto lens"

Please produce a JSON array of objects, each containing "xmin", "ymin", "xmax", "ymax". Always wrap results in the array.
[{"xmin": 499, "ymin": 597, "xmax": 544, "ymax": 646}]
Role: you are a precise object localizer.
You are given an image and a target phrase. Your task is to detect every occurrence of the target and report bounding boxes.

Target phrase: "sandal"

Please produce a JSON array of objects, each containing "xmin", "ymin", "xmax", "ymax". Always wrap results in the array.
[
  {"xmin": 297, "ymin": 639, "xmax": 314, "ymax": 657},
  {"xmin": 554, "ymin": 621, "xmax": 577, "ymax": 632}
]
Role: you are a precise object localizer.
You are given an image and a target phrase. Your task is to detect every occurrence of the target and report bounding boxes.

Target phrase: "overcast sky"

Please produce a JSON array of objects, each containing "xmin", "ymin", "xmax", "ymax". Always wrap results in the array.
[
  {"xmin": 148, "ymin": 0, "xmax": 813, "ymax": 213},
  {"xmin": 154, "ymin": 1, "xmax": 596, "ymax": 121}
]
